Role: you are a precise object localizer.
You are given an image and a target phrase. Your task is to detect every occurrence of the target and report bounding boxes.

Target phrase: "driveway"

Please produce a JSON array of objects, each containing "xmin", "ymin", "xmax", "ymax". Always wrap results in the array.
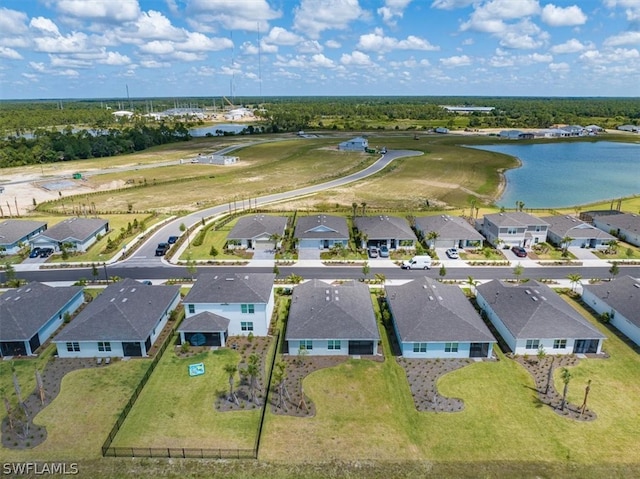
[
  {"xmin": 569, "ymin": 246, "xmax": 601, "ymax": 261},
  {"xmin": 298, "ymin": 248, "xmax": 321, "ymax": 260},
  {"xmin": 252, "ymin": 244, "xmax": 276, "ymax": 260}
]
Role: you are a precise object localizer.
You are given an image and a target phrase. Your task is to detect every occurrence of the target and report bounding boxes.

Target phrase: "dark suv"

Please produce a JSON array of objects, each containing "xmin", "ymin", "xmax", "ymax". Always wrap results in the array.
[
  {"xmin": 155, "ymin": 243, "xmax": 170, "ymax": 256},
  {"xmin": 511, "ymin": 246, "xmax": 527, "ymax": 258}
]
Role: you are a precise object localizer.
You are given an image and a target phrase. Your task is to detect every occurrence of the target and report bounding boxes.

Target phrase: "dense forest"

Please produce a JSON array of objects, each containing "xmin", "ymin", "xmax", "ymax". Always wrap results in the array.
[{"xmin": 1, "ymin": 96, "xmax": 638, "ymax": 168}]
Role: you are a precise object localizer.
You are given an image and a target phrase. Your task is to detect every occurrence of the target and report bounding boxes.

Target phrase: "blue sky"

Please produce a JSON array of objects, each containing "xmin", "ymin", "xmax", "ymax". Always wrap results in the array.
[{"xmin": 1, "ymin": 0, "xmax": 639, "ymax": 99}]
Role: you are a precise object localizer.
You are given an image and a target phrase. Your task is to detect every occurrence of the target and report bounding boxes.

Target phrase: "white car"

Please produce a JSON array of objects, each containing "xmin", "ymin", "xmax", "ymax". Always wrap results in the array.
[{"xmin": 445, "ymin": 248, "xmax": 459, "ymax": 259}]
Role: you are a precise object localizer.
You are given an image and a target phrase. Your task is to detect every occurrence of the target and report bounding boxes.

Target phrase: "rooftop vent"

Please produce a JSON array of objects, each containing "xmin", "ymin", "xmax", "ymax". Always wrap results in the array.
[
  {"xmin": 532, "ymin": 296, "xmax": 538, "ymax": 301},
  {"xmin": 122, "ymin": 298, "xmax": 128, "ymax": 303},
  {"xmin": 428, "ymin": 295, "xmax": 434, "ymax": 301}
]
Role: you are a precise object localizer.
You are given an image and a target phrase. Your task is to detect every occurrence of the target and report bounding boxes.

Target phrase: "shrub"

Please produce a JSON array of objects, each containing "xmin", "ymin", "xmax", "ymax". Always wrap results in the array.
[{"xmin": 181, "ymin": 341, "xmax": 191, "ymax": 353}]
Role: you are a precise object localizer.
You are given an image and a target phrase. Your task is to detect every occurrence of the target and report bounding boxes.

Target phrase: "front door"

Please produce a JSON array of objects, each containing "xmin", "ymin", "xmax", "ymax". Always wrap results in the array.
[{"xmin": 323, "ymin": 240, "xmax": 329, "ymax": 249}]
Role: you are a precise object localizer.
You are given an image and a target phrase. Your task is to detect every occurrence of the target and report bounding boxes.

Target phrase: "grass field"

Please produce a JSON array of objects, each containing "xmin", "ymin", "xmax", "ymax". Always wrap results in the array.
[
  {"xmin": 1, "ymin": 358, "xmax": 150, "ymax": 462},
  {"xmin": 110, "ymin": 342, "xmax": 260, "ymax": 450}
]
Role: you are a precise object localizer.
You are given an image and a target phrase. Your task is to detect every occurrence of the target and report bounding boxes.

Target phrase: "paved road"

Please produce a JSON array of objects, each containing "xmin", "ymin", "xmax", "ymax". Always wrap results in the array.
[{"xmin": 121, "ymin": 149, "xmax": 422, "ymax": 266}]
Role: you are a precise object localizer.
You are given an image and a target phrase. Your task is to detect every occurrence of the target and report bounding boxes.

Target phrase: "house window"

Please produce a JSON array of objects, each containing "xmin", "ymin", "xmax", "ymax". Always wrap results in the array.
[
  {"xmin": 241, "ymin": 304, "xmax": 255, "ymax": 314},
  {"xmin": 328, "ymin": 340, "xmax": 341, "ymax": 350},
  {"xmin": 413, "ymin": 342, "xmax": 427, "ymax": 353},
  {"xmin": 98, "ymin": 341, "xmax": 111, "ymax": 352},
  {"xmin": 526, "ymin": 339, "xmax": 540, "ymax": 350},
  {"xmin": 66, "ymin": 342, "xmax": 80, "ymax": 352},
  {"xmin": 241, "ymin": 321, "xmax": 254, "ymax": 332},
  {"xmin": 445, "ymin": 342, "xmax": 458, "ymax": 353},
  {"xmin": 300, "ymin": 340, "xmax": 313, "ymax": 351},
  {"xmin": 553, "ymin": 339, "xmax": 567, "ymax": 349},
  {"xmin": 188, "ymin": 304, "xmax": 195, "ymax": 314},
  {"xmin": 507, "ymin": 228, "xmax": 517, "ymax": 235}
]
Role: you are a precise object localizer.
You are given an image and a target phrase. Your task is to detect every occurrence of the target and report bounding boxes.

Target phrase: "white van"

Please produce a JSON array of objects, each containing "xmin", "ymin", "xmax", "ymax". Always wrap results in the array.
[{"xmin": 401, "ymin": 255, "xmax": 432, "ymax": 270}]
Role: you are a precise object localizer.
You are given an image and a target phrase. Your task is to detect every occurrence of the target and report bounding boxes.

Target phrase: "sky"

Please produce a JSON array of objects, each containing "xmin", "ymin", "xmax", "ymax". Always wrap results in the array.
[{"xmin": 1, "ymin": 0, "xmax": 639, "ymax": 100}]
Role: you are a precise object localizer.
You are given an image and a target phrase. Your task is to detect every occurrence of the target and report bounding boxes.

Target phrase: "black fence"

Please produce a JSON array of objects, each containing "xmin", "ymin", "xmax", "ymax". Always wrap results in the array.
[{"xmin": 100, "ymin": 325, "xmax": 281, "ymax": 460}]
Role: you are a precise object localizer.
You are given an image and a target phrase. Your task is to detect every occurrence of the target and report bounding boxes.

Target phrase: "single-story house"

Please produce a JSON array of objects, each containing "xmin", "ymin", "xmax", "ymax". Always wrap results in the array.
[
  {"xmin": 585, "ymin": 125, "xmax": 604, "ymax": 134},
  {"xmin": 582, "ymin": 276, "xmax": 640, "ymax": 347},
  {"xmin": 479, "ymin": 212, "xmax": 549, "ymax": 248},
  {"xmin": 0, "ymin": 282, "xmax": 84, "ymax": 357},
  {"xmin": 294, "ymin": 215, "xmax": 349, "ymax": 250},
  {"xmin": 386, "ymin": 277, "xmax": 495, "ymax": 358},
  {"xmin": 183, "ymin": 273, "xmax": 275, "ymax": 337},
  {"xmin": 285, "ymin": 280, "xmax": 379, "ymax": 356},
  {"xmin": 560, "ymin": 125, "xmax": 585, "ymax": 136},
  {"xmin": 476, "ymin": 280, "xmax": 605, "ymax": 355},
  {"xmin": 177, "ymin": 312, "xmax": 230, "ymax": 347},
  {"xmin": 542, "ymin": 215, "xmax": 616, "ymax": 249},
  {"xmin": 354, "ymin": 215, "xmax": 417, "ymax": 250},
  {"xmin": 196, "ymin": 154, "xmax": 238, "ymax": 165},
  {"xmin": 592, "ymin": 213, "xmax": 640, "ymax": 247},
  {"xmin": 617, "ymin": 125, "xmax": 639, "ymax": 133},
  {"xmin": 414, "ymin": 215, "xmax": 484, "ymax": 249},
  {"xmin": 31, "ymin": 217, "xmax": 109, "ymax": 252},
  {"xmin": 54, "ymin": 278, "xmax": 180, "ymax": 358},
  {"xmin": 338, "ymin": 137, "xmax": 368, "ymax": 151},
  {"xmin": 499, "ymin": 130, "xmax": 523, "ymax": 140},
  {"xmin": 0, "ymin": 220, "xmax": 47, "ymax": 255},
  {"xmin": 226, "ymin": 214, "xmax": 287, "ymax": 250}
]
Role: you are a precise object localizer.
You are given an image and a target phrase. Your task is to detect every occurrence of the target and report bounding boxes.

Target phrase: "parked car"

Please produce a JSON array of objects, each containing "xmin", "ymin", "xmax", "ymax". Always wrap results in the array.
[
  {"xmin": 368, "ymin": 247, "xmax": 378, "ymax": 258},
  {"xmin": 378, "ymin": 245, "xmax": 389, "ymax": 257},
  {"xmin": 38, "ymin": 248, "xmax": 54, "ymax": 258},
  {"xmin": 29, "ymin": 247, "xmax": 41, "ymax": 258},
  {"xmin": 445, "ymin": 248, "xmax": 459, "ymax": 259},
  {"xmin": 167, "ymin": 236, "xmax": 179, "ymax": 244},
  {"xmin": 155, "ymin": 243, "xmax": 170, "ymax": 256},
  {"xmin": 511, "ymin": 246, "xmax": 528, "ymax": 258},
  {"xmin": 401, "ymin": 255, "xmax": 432, "ymax": 270}
]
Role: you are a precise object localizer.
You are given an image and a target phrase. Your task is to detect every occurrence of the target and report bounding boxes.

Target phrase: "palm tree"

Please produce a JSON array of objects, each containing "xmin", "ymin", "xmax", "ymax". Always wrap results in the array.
[
  {"xmin": 566, "ymin": 273, "xmax": 582, "ymax": 293},
  {"xmin": 272, "ymin": 360, "xmax": 290, "ymax": 411},
  {"xmin": 605, "ymin": 239, "xmax": 619, "ymax": 255},
  {"xmin": 466, "ymin": 276, "xmax": 479, "ymax": 297},
  {"xmin": 360, "ymin": 202, "xmax": 367, "ymax": 216},
  {"xmin": 426, "ymin": 231, "xmax": 439, "ymax": 249},
  {"xmin": 269, "ymin": 233, "xmax": 283, "ymax": 253},
  {"xmin": 560, "ymin": 236, "xmax": 574, "ymax": 257},
  {"xmin": 559, "ymin": 367, "xmax": 572, "ymax": 411},
  {"xmin": 223, "ymin": 363, "xmax": 239, "ymax": 405},
  {"xmin": 246, "ymin": 353, "xmax": 261, "ymax": 405},
  {"xmin": 351, "ymin": 202, "xmax": 358, "ymax": 218}
]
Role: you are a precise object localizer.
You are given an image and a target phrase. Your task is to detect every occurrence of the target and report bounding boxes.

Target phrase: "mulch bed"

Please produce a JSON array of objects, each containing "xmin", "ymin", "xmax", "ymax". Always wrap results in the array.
[
  {"xmin": 397, "ymin": 358, "xmax": 475, "ymax": 412},
  {"xmin": 1, "ymin": 357, "xmax": 104, "ymax": 450},
  {"xmin": 510, "ymin": 353, "xmax": 602, "ymax": 421},
  {"xmin": 214, "ymin": 336, "xmax": 273, "ymax": 412}
]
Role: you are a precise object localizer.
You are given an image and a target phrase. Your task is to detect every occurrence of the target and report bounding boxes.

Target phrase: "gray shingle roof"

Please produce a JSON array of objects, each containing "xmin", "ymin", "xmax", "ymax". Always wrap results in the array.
[
  {"xmin": 582, "ymin": 276, "xmax": 640, "ymax": 328},
  {"xmin": 386, "ymin": 277, "xmax": 494, "ymax": 343},
  {"xmin": 178, "ymin": 312, "xmax": 230, "ymax": 332},
  {"xmin": 294, "ymin": 215, "xmax": 349, "ymax": 240},
  {"xmin": 0, "ymin": 282, "xmax": 83, "ymax": 341},
  {"xmin": 40, "ymin": 217, "xmax": 108, "ymax": 242},
  {"xmin": 227, "ymin": 215, "xmax": 287, "ymax": 240},
  {"xmin": 184, "ymin": 273, "xmax": 275, "ymax": 304},
  {"xmin": 594, "ymin": 213, "xmax": 640, "ymax": 235},
  {"xmin": 0, "ymin": 220, "xmax": 47, "ymax": 246},
  {"xmin": 354, "ymin": 215, "xmax": 417, "ymax": 240},
  {"xmin": 414, "ymin": 215, "xmax": 484, "ymax": 241},
  {"xmin": 285, "ymin": 280, "xmax": 379, "ymax": 341},
  {"xmin": 541, "ymin": 215, "xmax": 615, "ymax": 241},
  {"xmin": 483, "ymin": 212, "xmax": 549, "ymax": 227},
  {"xmin": 477, "ymin": 280, "xmax": 605, "ymax": 340},
  {"xmin": 55, "ymin": 278, "xmax": 179, "ymax": 342}
]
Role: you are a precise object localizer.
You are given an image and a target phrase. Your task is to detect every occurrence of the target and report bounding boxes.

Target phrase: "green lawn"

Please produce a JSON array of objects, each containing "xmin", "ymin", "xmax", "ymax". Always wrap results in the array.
[
  {"xmin": 0, "ymin": 345, "xmax": 56, "ymax": 410},
  {"xmin": 1, "ymin": 358, "xmax": 150, "ymax": 462},
  {"xmin": 111, "ymin": 341, "xmax": 260, "ymax": 449},
  {"xmin": 259, "ymin": 290, "xmax": 640, "ymax": 472}
]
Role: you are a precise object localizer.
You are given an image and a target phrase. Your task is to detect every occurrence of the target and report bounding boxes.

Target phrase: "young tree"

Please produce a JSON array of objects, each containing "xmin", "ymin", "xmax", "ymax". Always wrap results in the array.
[
  {"xmin": 361, "ymin": 260, "xmax": 370, "ymax": 280},
  {"xmin": 185, "ymin": 253, "xmax": 197, "ymax": 280},
  {"xmin": 609, "ymin": 262, "xmax": 620, "ymax": 280},
  {"xmin": 269, "ymin": 233, "xmax": 283, "ymax": 253},
  {"xmin": 560, "ymin": 236, "xmax": 574, "ymax": 257},
  {"xmin": 566, "ymin": 273, "xmax": 582, "ymax": 293},
  {"xmin": 91, "ymin": 263, "xmax": 99, "ymax": 283},
  {"xmin": 223, "ymin": 363, "xmax": 239, "ymax": 406},
  {"xmin": 559, "ymin": 367, "xmax": 572, "ymax": 411},
  {"xmin": 426, "ymin": 231, "xmax": 439, "ymax": 249},
  {"xmin": 466, "ymin": 276, "xmax": 479, "ymax": 297},
  {"xmin": 272, "ymin": 360, "xmax": 290, "ymax": 411},
  {"xmin": 360, "ymin": 202, "xmax": 367, "ymax": 216},
  {"xmin": 351, "ymin": 202, "xmax": 358, "ymax": 218},
  {"xmin": 513, "ymin": 263, "xmax": 524, "ymax": 283},
  {"xmin": 439, "ymin": 264, "xmax": 447, "ymax": 280},
  {"xmin": 209, "ymin": 246, "xmax": 219, "ymax": 257},
  {"xmin": 3, "ymin": 262, "xmax": 17, "ymax": 287},
  {"xmin": 246, "ymin": 353, "xmax": 262, "ymax": 406}
]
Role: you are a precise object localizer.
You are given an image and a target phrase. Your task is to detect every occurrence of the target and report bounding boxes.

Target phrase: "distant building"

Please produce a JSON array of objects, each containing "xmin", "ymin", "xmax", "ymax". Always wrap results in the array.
[
  {"xmin": 338, "ymin": 137, "xmax": 368, "ymax": 151},
  {"xmin": 617, "ymin": 125, "xmax": 639, "ymax": 133},
  {"xmin": 31, "ymin": 217, "xmax": 108, "ymax": 252},
  {"xmin": 0, "ymin": 220, "xmax": 47, "ymax": 254},
  {"xmin": 197, "ymin": 154, "xmax": 238, "ymax": 165},
  {"xmin": 592, "ymin": 212, "xmax": 640, "ymax": 247},
  {"xmin": 441, "ymin": 106, "xmax": 495, "ymax": 113},
  {"xmin": 434, "ymin": 127, "xmax": 449, "ymax": 134}
]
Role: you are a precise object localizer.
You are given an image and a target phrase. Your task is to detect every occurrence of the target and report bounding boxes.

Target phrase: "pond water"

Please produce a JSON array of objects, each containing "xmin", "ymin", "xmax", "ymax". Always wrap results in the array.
[
  {"xmin": 189, "ymin": 124, "xmax": 248, "ymax": 136},
  {"xmin": 470, "ymin": 141, "xmax": 640, "ymax": 208}
]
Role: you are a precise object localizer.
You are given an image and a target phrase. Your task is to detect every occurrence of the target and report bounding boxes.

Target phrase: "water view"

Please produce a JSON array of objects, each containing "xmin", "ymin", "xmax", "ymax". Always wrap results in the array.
[
  {"xmin": 189, "ymin": 124, "xmax": 248, "ymax": 136},
  {"xmin": 471, "ymin": 141, "xmax": 640, "ymax": 208}
]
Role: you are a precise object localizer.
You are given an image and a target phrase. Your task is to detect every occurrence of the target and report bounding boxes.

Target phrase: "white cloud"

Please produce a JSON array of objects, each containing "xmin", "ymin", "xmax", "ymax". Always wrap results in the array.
[
  {"xmin": 549, "ymin": 62, "xmax": 570, "ymax": 71},
  {"xmin": 310, "ymin": 53, "xmax": 336, "ymax": 68},
  {"xmin": 139, "ymin": 41, "xmax": 174, "ymax": 55},
  {"xmin": 181, "ymin": 32, "xmax": 232, "ymax": 51},
  {"xmin": 297, "ymin": 40, "xmax": 323, "ymax": 54},
  {"xmin": 529, "ymin": 52, "xmax": 552, "ymax": 62},
  {"xmin": 603, "ymin": 0, "xmax": 640, "ymax": 21},
  {"xmin": 0, "ymin": 47, "xmax": 23, "ymax": 60},
  {"xmin": 440, "ymin": 54, "xmax": 471, "ymax": 66},
  {"xmin": 377, "ymin": 0, "xmax": 413, "ymax": 25},
  {"xmin": 579, "ymin": 47, "xmax": 640, "ymax": 64},
  {"xmin": 30, "ymin": 17, "xmax": 61, "ymax": 36},
  {"xmin": 540, "ymin": 4, "xmax": 587, "ymax": 27},
  {"xmin": 140, "ymin": 59, "xmax": 171, "ymax": 68},
  {"xmin": 99, "ymin": 51, "xmax": 132, "ymax": 65},
  {"xmin": 497, "ymin": 20, "xmax": 547, "ymax": 49},
  {"xmin": 0, "ymin": 8, "xmax": 29, "ymax": 36},
  {"xmin": 125, "ymin": 10, "xmax": 185, "ymax": 42},
  {"xmin": 431, "ymin": 0, "xmax": 475, "ymax": 9},
  {"xmin": 293, "ymin": 0, "xmax": 366, "ymax": 39},
  {"xmin": 550, "ymin": 38, "xmax": 588, "ymax": 53},
  {"xmin": 189, "ymin": 0, "xmax": 281, "ymax": 31},
  {"xmin": 53, "ymin": 0, "xmax": 141, "ymax": 22},
  {"xmin": 357, "ymin": 29, "xmax": 439, "ymax": 52},
  {"xmin": 264, "ymin": 27, "xmax": 302, "ymax": 46},
  {"xmin": 340, "ymin": 50, "xmax": 374, "ymax": 66},
  {"xmin": 325, "ymin": 40, "xmax": 342, "ymax": 48},
  {"xmin": 604, "ymin": 31, "xmax": 640, "ymax": 46},
  {"xmin": 33, "ymin": 31, "xmax": 91, "ymax": 54}
]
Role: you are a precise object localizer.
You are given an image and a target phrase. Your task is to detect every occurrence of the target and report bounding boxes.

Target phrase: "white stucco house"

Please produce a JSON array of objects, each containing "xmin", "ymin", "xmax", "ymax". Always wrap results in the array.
[
  {"xmin": 182, "ymin": 273, "xmax": 276, "ymax": 337},
  {"xmin": 354, "ymin": 215, "xmax": 417, "ymax": 250},
  {"xmin": 1, "ymin": 282, "xmax": 84, "ymax": 357},
  {"xmin": 338, "ymin": 137, "xmax": 368, "ymax": 151},
  {"xmin": 54, "ymin": 279, "xmax": 180, "ymax": 358},
  {"xmin": 226, "ymin": 215, "xmax": 287, "ymax": 250},
  {"xmin": 414, "ymin": 214, "xmax": 484, "ymax": 249},
  {"xmin": 478, "ymin": 212, "xmax": 549, "ymax": 248},
  {"xmin": 386, "ymin": 277, "xmax": 495, "ymax": 358},
  {"xmin": 592, "ymin": 213, "xmax": 640, "ymax": 247},
  {"xmin": 582, "ymin": 276, "xmax": 640, "ymax": 348},
  {"xmin": 476, "ymin": 280, "xmax": 605, "ymax": 355},
  {"xmin": 294, "ymin": 215, "xmax": 350, "ymax": 251},
  {"xmin": 542, "ymin": 215, "xmax": 616, "ymax": 249}
]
